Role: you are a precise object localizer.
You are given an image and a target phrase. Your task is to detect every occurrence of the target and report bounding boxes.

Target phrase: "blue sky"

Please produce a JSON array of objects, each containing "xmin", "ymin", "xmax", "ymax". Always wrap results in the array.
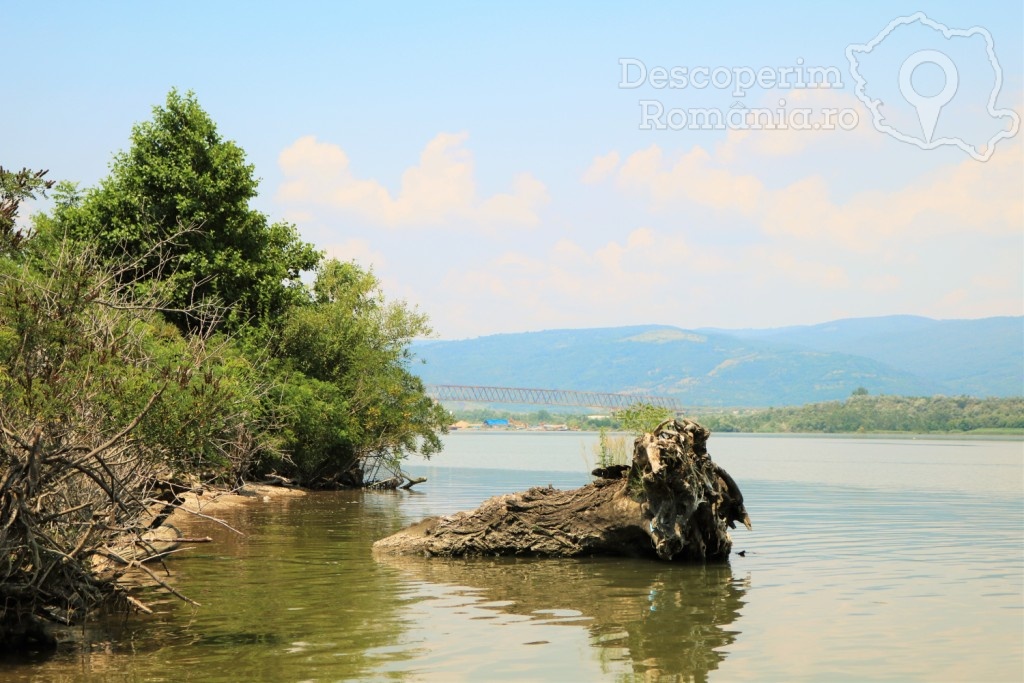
[{"xmin": 5, "ymin": 1, "xmax": 1021, "ymax": 338}]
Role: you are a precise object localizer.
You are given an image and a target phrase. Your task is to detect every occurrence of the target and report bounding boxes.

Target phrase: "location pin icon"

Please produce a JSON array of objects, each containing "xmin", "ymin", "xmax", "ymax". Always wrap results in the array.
[{"xmin": 898, "ymin": 50, "xmax": 959, "ymax": 143}]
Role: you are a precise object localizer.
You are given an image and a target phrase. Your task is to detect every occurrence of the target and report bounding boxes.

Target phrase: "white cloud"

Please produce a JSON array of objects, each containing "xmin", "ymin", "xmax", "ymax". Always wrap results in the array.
[
  {"xmin": 715, "ymin": 90, "xmax": 879, "ymax": 161},
  {"xmin": 748, "ymin": 246, "xmax": 850, "ymax": 289},
  {"xmin": 277, "ymin": 133, "xmax": 548, "ymax": 228},
  {"xmin": 581, "ymin": 151, "xmax": 620, "ymax": 184},
  {"xmin": 614, "ymin": 134, "xmax": 1023, "ymax": 252},
  {"xmin": 272, "ymin": 89, "xmax": 1021, "ymax": 339},
  {"xmin": 618, "ymin": 145, "xmax": 763, "ymax": 214},
  {"xmin": 435, "ymin": 228, "xmax": 746, "ymax": 335}
]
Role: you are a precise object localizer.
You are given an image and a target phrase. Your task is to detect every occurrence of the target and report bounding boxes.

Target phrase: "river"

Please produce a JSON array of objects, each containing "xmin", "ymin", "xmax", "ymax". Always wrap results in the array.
[{"xmin": 2, "ymin": 432, "xmax": 1022, "ymax": 681}]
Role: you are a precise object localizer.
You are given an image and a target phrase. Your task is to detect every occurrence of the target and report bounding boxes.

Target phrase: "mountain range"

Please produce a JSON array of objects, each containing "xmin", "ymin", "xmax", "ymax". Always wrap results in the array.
[{"xmin": 411, "ymin": 315, "xmax": 1023, "ymax": 407}]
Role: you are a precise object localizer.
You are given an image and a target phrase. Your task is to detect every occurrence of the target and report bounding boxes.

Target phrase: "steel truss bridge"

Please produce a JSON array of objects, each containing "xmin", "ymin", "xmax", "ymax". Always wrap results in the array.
[{"xmin": 425, "ymin": 384, "xmax": 683, "ymax": 411}]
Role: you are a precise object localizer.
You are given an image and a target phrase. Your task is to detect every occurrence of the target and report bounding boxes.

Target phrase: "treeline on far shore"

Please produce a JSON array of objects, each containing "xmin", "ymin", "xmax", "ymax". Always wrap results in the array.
[
  {"xmin": 698, "ymin": 394, "xmax": 1023, "ymax": 434},
  {"xmin": 452, "ymin": 395, "xmax": 1024, "ymax": 435}
]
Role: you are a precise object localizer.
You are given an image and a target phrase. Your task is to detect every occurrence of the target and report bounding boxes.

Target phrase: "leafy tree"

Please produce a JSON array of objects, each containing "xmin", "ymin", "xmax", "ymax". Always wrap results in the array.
[
  {"xmin": 0, "ymin": 167, "xmax": 53, "ymax": 253},
  {"xmin": 59, "ymin": 89, "xmax": 320, "ymax": 332},
  {"xmin": 269, "ymin": 260, "xmax": 450, "ymax": 485}
]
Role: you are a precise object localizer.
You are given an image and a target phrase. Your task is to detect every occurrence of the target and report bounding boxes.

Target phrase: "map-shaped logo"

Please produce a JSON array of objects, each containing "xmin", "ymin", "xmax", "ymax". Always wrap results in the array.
[{"xmin": 847, "ymin": 12, "xmax": 1019, "ymax": 161}]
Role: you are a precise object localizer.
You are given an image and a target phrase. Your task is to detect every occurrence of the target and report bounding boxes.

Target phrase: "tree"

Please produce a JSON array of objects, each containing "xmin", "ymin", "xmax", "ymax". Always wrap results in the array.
[
  {"xmin": 0, "ymin": 167, "xmax": 53, "ymax": 253},
  {"xmin": 61, "ymin": 89, "xmax": 320, "ymax": 332},
  {"xmin": 42, "ymin": 91, "xmax": 449, "ymax": 487},
  {"xmin": 270, "ymin": 260, "xmax": 450, "ymax": 485}
]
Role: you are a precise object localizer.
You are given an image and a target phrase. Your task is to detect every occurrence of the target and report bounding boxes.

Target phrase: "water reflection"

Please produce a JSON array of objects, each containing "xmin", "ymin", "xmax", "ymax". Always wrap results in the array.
[
  {"xmin": 0, "ymin": 491, "xmax": 419, "ymax": 683},
  {"xmin": 6, "ymin": 434, "xmax": 1019, "ymax": 681},
  {"xmin": 377, "ymin": 553, "xmax": 748, "ymax": 681}
]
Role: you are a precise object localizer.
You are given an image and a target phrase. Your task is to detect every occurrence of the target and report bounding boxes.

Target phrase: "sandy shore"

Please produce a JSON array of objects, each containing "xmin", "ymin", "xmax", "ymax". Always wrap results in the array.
[{"xmin": 167, "ymin": 482, "xmax": 307, "ymax": 524}]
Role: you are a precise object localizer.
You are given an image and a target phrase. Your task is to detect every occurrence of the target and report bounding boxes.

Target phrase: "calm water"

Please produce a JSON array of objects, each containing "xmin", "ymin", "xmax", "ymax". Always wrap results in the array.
[{"xmin": 2, "ymin": 433, "xmax": 1022, "ymax": 681}]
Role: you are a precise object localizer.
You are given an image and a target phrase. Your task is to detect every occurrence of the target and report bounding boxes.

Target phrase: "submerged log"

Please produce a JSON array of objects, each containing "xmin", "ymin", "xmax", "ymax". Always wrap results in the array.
[
  {"xmin": 367, "ymin": 472, "xmax": 428, "ymax": 490},
  {"xmin": 373, "ymin": 419, "xmax": 751, "ymax": 562}
]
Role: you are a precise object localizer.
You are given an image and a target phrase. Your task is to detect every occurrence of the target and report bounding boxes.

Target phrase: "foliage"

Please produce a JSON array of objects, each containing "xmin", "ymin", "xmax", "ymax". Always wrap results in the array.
[
  {"xmin": 0, "ymin": 167, "xmax": 54, "ymax": 253},
  {"xmin": 617, "ymin": 403, "xmax": 675, "ymax": 435},
  {"xmin": 0, "ymin": 91, "xmax": 451, "ymax": 642},
  {"xmin": 454, "ymin": 394, "xmax": 1023, "ymax": 437},
  {"xmin": 34, "ymin": 90, "xmax": 449, "ymax": 488},
  {"xmin": 267, "ymin": 259, "xmax": 450, "ymax": 485},
  {"xmin": 56, "ymin": 89, "xmax": 320, "ymax": 332},
  {"xmin": 0, "ymin": 226, "xmax": 267, "ymax": 645},
  {"xmin": 450, "ymin": 405, "xmax": 665, "ymax": 432},
  {"xmin": 590, "ymin": 427, "xmax": 631, "ymax": 469},
  {"xmin": 699, "ymin": 395, "xmax": 1024, "ymax": 434}
]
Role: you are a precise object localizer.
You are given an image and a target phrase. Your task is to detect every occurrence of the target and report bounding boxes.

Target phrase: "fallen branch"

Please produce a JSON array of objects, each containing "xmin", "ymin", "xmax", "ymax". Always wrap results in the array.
[{"xmin": 400, "ymin": 476, "xmax": 427, "ymax": 490}]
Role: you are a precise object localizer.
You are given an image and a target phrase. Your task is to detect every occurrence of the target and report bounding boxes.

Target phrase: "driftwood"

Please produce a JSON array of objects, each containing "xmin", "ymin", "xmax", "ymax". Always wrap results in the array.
[
  {"xmin": 367, "ymin": 472, "xmax": 428, "ymax": 490},
  {"xmin": 373, "ymin": 419, "xmax": 750, "ymax": 562}
]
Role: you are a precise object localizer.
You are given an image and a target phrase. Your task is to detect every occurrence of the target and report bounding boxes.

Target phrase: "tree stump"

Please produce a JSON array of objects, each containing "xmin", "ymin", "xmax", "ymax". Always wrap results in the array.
[{"xmin": 373, "ymin": 419, "xmax": 751, "ymax": 562}]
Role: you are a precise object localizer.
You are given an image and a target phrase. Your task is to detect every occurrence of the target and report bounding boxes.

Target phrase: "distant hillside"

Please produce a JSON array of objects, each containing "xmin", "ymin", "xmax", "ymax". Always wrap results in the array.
[
  {"xmin": 412, "ymin": 316, "xmax": 1024, "ymax": 407},
  {"xmin": 706, "ymin": 315, "xmax": 1023, "ymax": 397}
]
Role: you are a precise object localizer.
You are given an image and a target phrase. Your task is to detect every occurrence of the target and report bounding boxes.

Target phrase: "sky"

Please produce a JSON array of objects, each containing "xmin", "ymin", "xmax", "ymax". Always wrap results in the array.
[{"xmin": 4, "ymin": 1, "xmax": 1022, "ymax": 339}]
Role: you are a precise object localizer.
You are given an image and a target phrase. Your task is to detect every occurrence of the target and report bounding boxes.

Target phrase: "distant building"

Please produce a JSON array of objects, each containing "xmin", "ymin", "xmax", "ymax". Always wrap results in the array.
[{"xmin": 483, "ymin": 418, "xmax": 510, "ymax": 427}]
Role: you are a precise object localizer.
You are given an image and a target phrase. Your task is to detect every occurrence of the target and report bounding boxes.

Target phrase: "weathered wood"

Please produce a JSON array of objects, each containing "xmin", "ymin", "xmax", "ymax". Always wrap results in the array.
[
  {"xmin": 368, "ymin": 472, "xmax": 428, "ymax": 490},
  {"xmin": 259, "ymin": 473, "xmax": 296, "ymax": 487},
  {"xmin": 399, "ymin": 476, "xmax": 428, "ymax": 490},
  {"xmin": 373, "ymin": 419, "xmax": 750, "ymax": 562}
]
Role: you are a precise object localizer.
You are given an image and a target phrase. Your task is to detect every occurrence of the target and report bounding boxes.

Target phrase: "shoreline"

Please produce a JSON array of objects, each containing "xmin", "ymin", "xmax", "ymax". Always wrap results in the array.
[
  {"xmin": 444, "ymin": 428, "xmax": 1024, "ymax": 440},
  {"xmin": 167, "ymin": 482, "xmax": 307, "ymax": 525}
]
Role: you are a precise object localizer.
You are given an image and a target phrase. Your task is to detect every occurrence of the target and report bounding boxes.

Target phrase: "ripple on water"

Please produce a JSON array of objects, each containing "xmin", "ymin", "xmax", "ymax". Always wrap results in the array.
[{"xmin": 2, "ymin": 436, "xmax": 1021, "ymax": 682}]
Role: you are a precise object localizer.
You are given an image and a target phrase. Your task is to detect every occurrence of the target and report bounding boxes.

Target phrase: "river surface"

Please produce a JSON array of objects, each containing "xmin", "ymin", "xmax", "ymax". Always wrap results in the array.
[{"xmin": 2, "ymin": 433, "xmax": 1022, "ymax": 681}]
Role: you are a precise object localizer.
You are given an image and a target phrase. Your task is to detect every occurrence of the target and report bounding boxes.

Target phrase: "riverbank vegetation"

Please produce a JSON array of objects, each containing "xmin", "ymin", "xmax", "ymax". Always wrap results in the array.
[
  {"xmin": 698, "ymin": 394, "xmax": 1024, "ymax": 435},
  {"xmin": 453, "ymin": 395, "xmax": 1024, "ymax": 436},
  {"xmin": 0, "ymin": 90, "xmax": 448, "ymax": 647}
]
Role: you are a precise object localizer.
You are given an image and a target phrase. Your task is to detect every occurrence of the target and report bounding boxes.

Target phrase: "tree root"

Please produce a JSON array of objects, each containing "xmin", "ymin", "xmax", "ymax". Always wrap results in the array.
[{"xmin": 373, "ymin": 419, "xmax": 750, "ymax": 562}]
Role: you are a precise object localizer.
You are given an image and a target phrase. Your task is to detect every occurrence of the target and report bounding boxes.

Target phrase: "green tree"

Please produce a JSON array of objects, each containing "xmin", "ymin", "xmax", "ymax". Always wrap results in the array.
[
  {"xmin": 0, "ymin": 167, "xmax": 53, "ymax": 253},
  {"xmin": 60, "ymin": 89, "xmax": 320, "ymax": 332},
  {"xmin": 29, "ymin": 91, "xmax": 450, "ymax": 489},
  {"xmin": 270, "ymin": 260, "xmax": 450, "ymax": 485}
]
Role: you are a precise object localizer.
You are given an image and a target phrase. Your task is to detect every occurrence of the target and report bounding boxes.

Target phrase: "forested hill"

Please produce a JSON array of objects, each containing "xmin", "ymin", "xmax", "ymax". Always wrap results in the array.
[{"xmin": 413, "ymin": 316, "xmax": 1023, "ymax": 407}]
